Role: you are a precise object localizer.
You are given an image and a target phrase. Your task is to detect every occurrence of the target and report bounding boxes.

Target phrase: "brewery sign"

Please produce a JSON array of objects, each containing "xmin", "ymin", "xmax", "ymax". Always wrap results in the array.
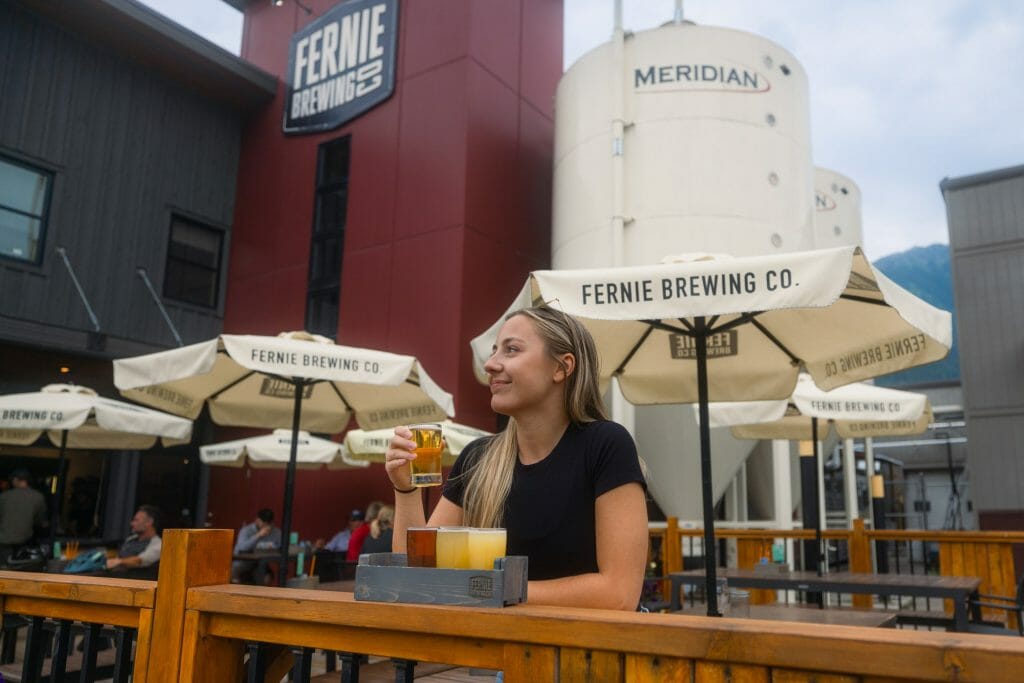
[{"xmin": 283, "ymin": 0, "xmax": 399, "ymax": 135}]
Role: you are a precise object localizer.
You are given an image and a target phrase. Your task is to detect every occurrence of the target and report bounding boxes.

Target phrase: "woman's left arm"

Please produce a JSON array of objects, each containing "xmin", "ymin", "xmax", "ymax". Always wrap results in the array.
[{"xmin": 525, "ymin": 482, "xmax": 648, "ymax": 610}]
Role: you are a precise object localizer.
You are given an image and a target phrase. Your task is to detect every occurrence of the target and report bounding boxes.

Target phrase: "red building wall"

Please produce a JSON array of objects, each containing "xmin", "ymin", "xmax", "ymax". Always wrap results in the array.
[{"xmin": 209, "ymin": 0, "xmax": 562, "ymax": 542}]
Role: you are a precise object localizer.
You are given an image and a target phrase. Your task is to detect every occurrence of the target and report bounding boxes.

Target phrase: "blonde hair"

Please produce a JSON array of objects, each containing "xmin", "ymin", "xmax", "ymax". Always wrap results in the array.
[
  {"xmin": 370, "ymin": 505, "xmax": 394, "ymax": 539},
  {"xmin": 463, "ymin": 307, "xmax": 607, "ymax": 528}
]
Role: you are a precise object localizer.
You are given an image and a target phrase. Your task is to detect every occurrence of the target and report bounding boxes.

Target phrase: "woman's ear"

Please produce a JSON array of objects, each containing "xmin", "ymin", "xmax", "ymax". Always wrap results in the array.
[{"xmin": 553, "ymin": 353, "xmax": 576, "ymax": 383}]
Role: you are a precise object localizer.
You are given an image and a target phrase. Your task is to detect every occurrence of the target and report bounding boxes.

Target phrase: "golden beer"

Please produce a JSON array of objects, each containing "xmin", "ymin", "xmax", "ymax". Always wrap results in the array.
[
  {"xmin": 409, "ymin": 423, "xmax": 443, "ymax": 486},
  {"xmin": 467, "ymin": 528, "xmax": 507, "ymax": 570},
  {"xmin": 435, "ymin": 527, "xmax": 470, "ymax": 569}
]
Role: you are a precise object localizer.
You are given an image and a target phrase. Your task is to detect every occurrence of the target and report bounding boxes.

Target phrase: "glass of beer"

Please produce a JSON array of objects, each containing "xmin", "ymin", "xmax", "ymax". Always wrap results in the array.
[
  {"xmin": 467, "ymin": 528, "xmax": 507, "ymax": 570},
  {"xmin": 406, "ymin": 527, "xmax": 437, "ymax": 568},
  {"xmin": 435, "ymin": 527, "xmax": 470, "ymax": 569},
  {"xmin": 409, "ymin": 423, "xmax": 444, "ymax": 487}
]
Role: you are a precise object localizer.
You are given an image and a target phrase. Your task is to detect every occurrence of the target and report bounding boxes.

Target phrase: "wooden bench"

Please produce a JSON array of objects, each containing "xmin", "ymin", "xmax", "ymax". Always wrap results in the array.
[{"xmin": 895, "ymin": 609, "xmax": 956, "ymax": 630}]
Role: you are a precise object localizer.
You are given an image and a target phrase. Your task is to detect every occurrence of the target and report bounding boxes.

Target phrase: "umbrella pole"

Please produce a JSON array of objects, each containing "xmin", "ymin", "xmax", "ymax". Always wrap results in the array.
[
  {"xmin": 695, "ymin": 318, "xmax": 720, "ymax": 617},
  {"xmin": 278, "ymin": 380, "xmax": 304, "ymax": 587},
  {"xmin": 812, "ymin": 417, "xmax": 824, "ymax": 578},
  {"xmin": 48, "ymin": 430, "xmax": 69, "ymax": 558}
]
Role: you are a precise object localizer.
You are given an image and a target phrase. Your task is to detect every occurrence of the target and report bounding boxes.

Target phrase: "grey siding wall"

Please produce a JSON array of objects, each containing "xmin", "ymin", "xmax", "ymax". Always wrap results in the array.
[
  {"xmin": 0, "ymin": 3, "xmax": 242, "ymax": 355},
  {"xmin": 944, "ymin": 171, "xmax": 1024, "ymax": 512}
]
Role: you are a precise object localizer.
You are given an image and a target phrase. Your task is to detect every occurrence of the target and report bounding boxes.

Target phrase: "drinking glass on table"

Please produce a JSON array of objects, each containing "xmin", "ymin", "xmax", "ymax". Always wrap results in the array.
[
  {"xmin": 409, "ymin": 423, "xmax": 444, "ymax": 486},
  {"xmin": 467, "ymin": 528, "xmax": 507, "ymax": 570},
  {"xmin": 436, "ymin": 527, "xmax": 470, "ymax": 569},
  {"xmin": 407, "ymin": 527, "xmax": 437, "ymax": 568}
]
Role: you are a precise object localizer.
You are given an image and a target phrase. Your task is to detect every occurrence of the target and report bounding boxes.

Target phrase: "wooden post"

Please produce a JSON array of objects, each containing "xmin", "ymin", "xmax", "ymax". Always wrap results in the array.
[
  {"xmin": 661, "ymin": 517, "xmax": 681, "ymax": 601},
  {"xmin": 849, "ymin": 519, "xmax": 872, "ymax": 608},
  {"xmin": 145, "ymin": 529, "xmax": 237, "ymax": 682}
]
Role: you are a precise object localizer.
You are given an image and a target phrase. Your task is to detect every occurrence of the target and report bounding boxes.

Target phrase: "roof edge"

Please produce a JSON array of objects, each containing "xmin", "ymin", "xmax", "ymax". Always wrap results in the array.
[{"xmin": 940, "ymin": 163, "xmax": 1024, "ymax": 194}]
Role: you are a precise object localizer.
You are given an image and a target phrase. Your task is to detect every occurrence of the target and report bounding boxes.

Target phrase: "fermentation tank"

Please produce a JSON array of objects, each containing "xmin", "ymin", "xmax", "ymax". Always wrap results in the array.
[
  {"xmin": 553, "ymin": 20, "xmax": 816, "ymax": 522},
  {"xmin": 553, "ymin": 22, "xmax": 814, "ymax": 269},
  {"xmin": 813, "ymin": 167, "xmax": 863, "ymax": 249}
]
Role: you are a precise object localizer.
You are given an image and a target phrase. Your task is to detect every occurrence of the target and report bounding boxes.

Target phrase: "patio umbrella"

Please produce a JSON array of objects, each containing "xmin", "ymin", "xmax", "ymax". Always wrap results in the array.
[
  {"xmin": 0, "ymin": 383, "xmax": 193, "ymax": 554},
  {"xmin": 113, "ymin": 331, "xmax": 454, "ymax": 585},
  {"xmin": 706, "ymin": 373, "xmax": 932, "ymax": 575},
  {"xmin": 200, "ymin": 429, "xmax": 369, "ymax": 470},
  {"xmin": 343, "ymin": 420, "xmax": 492, "ymax": 466},
  {"xmin": 469, "ymin": 245, "xmax": 951, "ymax": 615}
]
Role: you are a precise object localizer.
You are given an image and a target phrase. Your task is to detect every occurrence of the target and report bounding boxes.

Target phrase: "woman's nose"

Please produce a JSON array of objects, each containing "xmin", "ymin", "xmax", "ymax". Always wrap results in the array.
[{"xmin": 483, "ymin": 354, "xmax": 500, "ymax": 373}]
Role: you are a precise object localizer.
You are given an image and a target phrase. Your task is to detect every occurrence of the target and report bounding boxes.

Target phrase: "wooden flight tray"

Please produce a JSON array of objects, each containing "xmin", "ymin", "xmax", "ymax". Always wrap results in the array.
[{"xmin": 354, "ymin": 553, "xmax": 528, "ymax": 607}]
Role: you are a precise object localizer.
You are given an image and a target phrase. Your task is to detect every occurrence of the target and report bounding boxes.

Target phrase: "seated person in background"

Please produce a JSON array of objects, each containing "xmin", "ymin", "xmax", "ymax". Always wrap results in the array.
[
  {"xmin": 106, "ymin": 505, "xmax": 161, "ymax": 573},
  {"xmin": 345, "ymin": 500, "xmax": 384, "ymax": 562},
  {"xmin": 320, "ymin": 508, "xmax": 365, "ymax": 553},
  {"xmin": 231, "ymin": 508, "xmax": 281, "ymax": 584},
  {"xmin": 360, "ymin": 505, "xmax": 394, "ymax": 554},
  {"xmin": 0, "ymin": 468, "xmax": 47, "ymax": 566}
]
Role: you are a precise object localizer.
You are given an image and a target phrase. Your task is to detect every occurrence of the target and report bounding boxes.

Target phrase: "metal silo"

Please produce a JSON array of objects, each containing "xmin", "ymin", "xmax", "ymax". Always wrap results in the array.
[
  {"xmin": 813, "ymin": 167, "xmax": 863, "ymax": 249},
  {"xmin": 553, "ymin": 21, "xmax": 814, "ymax": 269}
]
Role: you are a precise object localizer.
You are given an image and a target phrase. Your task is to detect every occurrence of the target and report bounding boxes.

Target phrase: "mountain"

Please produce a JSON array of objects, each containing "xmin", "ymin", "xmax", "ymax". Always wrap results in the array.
[{"xmin": 871, "ymin": 244, "xmax": 960, "ymax": 386}]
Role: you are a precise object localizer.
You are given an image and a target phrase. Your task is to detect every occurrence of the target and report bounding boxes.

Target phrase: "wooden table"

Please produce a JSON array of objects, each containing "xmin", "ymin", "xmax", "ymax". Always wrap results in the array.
[
  {"xmin": 317, "ymin": 579, "xmax": 356, "ymax": 592},
  {"xmin": 669, "ymin": 568, "xmax": 983, "ymax": 631},
  {"xmin": 675, "ymin": 603, "xmax": 897, "ymax": 627}
]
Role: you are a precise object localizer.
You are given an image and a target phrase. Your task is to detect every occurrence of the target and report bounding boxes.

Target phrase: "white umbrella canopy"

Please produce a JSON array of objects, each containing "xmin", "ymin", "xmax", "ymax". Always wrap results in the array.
[
  {"xmin": 708, "ymin": 373, "xmax": 933, "ymax": 440},
  {"xmin": 113, "ymin": 330, "xmax": 455, "ymax": 586},
  {"xmin": 200, "ymin": 429, "xmax": 368, "ymax": 470},
  {"xmin": 113, "ymin": 332, "xmax": 454, "ymax": 432},
  {"xmin": 706, "ymin": 373, "xmax": 932, "ymax": 575},
  {"xmin": 0, "ymin": 384, "xmax": 193, "ymax": 447},
  {"xmin": 470, "ymin": 245, "xmax": 952, "ymax": 615},
  {"xmin": 343, "ymin": 420, "xmax": 492, "ymax": 467},
  {"xmin": 0, "ymin": 383, "xmax": 193, "ymax": 553}
]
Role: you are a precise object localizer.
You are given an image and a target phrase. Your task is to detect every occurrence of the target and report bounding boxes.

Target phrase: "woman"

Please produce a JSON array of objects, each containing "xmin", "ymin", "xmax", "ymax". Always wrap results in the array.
[
  {"xmin": 361, "ymin": 505, "xmax": 394, "ymax": 554},
  {"xmin": 385, "ymin": 306, "xmax": 648, "ymax": 610}
]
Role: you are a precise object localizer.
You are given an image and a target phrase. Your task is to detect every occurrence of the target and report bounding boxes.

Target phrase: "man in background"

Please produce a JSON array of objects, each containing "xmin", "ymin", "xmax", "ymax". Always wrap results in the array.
[
  {"xmin": 232, "ymin": 508, "xmax": 281, "ymax": 584},
  {"xmin": 106, "ymin": 505, "xmax": 162, "ymax": 575},
  {"xmin": 0, "ymin": 468, "xmax": 47, "ymax": 565},
  {"xmin": 322, "ymin": 508, "xmax": 365, "ymax": 553}
]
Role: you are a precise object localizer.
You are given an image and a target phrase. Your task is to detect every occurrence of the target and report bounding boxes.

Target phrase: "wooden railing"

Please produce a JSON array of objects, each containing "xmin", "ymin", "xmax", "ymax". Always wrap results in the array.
[
  {"xmin": 0, "ymin": 571, "xmax": 156, "ymax": 680},
  {"xmin": 2, "ymin": 528, "xmax": 1024, "ymax": 682},
  {"xmin": 651, "ymin": 518, "xmax": 1024, "ymax": 622}
]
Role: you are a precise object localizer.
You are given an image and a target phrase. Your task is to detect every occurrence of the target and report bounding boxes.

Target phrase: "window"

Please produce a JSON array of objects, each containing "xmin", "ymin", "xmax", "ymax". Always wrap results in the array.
[
  {"xmin": 164, "ymin": 214, "xmax": 223, "ymax": 308},
  {"xmin": 305, "ymin": 136, "xmax": 350, "ymax": 338},
  {"xmin": 0, "ymin": 155, "xmax": 53, "ymax": 263}
]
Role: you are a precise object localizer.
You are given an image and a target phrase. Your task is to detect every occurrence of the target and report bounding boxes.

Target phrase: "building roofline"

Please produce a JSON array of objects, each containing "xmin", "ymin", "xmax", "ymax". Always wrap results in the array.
[
  {"xmin": 940, "ymin": 163, "xmax": 1024, "ymax": 194},
  {"xmin": 11, "ymin": 0, "xmax": 277, "ymax": 113}
]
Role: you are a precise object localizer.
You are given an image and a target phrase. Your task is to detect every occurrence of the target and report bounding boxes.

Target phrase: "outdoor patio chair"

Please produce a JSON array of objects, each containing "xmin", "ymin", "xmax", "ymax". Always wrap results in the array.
[{"xmin": 966, "ymin": 574, "xmax": 1024, "ymax": 636}]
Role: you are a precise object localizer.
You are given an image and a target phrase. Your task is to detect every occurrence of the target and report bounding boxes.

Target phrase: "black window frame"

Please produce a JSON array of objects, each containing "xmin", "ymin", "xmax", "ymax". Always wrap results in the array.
[
  {"xmin": 0, "ymin": 153, "xmax": 54, "ymax": 265},
  {"xmin": 163, "ymin": 213, "xmax": 225, "ymax": 310},
  {"xmin": 305, "ymin": 135, "xmax": 351, "ymax": 339}
]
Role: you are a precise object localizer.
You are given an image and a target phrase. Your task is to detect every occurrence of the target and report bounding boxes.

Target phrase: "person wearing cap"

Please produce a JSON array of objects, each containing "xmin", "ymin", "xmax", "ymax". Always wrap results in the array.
[
  {"xmin": 322, "ymin": 508, "xmax": 365, "ymax": 553},
  {"xmin": 0, "ymin": 468, "xmax": 47, "ymax": 565}
]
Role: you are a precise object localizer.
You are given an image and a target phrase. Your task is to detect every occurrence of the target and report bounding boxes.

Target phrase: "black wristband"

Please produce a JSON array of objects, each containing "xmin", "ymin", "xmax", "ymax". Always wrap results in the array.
[{"xmin": 393, "ymin": 485, "xmax": 417, "ymax": 494}]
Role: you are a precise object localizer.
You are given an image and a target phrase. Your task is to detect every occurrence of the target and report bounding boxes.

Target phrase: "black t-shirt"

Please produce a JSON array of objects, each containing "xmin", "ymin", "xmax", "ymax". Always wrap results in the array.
[{"xmin": 443, "ymin": 420, "xmax": 646, "ymax": 581}]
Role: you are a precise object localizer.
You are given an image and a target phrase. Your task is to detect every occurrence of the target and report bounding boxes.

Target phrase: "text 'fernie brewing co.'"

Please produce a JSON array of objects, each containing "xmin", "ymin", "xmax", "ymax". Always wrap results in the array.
[{"xmin": 283, "ymin": 0, "xmax": 399, "ymax": 134}]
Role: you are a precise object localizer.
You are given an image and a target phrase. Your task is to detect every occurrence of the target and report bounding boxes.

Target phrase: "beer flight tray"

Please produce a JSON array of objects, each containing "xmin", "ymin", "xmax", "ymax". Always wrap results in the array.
[{"xmin": 354, "ymin": 552, "xmax": 528, "ymax": 607}]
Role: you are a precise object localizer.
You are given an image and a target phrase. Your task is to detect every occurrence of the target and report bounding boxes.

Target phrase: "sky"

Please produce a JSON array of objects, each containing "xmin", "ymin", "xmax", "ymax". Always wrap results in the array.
[{"xmin": 137, "ymin": 0, "xmax": 1024, "ymax": 258}]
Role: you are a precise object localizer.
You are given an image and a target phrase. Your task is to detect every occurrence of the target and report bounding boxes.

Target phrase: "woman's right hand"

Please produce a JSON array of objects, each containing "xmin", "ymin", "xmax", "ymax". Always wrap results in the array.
[{"xmin": 384, "ymin": 425, "xmax": 417, "ymax": 490}]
